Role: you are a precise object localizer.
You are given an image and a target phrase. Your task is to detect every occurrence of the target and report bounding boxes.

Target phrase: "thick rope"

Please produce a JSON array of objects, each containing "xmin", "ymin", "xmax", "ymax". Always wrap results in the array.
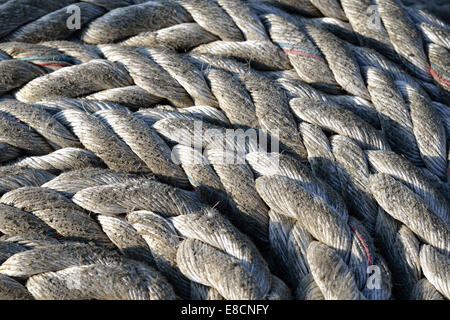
[{"xmin": 0, "ymin": 0, "xmax": 448, "ymax": 300}]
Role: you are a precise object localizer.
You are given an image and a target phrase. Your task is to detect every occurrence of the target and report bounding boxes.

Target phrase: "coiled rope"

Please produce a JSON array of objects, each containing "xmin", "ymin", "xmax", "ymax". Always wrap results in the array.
[{"xmin": 0, "ymin": 0, "xmax": 448, "ymax": 300}]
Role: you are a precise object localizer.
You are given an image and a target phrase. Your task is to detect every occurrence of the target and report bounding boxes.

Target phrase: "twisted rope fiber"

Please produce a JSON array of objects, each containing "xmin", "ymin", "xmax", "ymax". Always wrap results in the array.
[{"xmin": 0, "ymin": 0, "xmax": 449, "ymax": 300}]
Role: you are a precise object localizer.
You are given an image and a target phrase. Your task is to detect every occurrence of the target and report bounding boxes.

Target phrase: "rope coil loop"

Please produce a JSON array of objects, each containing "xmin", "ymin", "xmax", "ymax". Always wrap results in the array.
[{"xmin": 0, "ymin": 0, "xmax": 448, "ymax": 300}]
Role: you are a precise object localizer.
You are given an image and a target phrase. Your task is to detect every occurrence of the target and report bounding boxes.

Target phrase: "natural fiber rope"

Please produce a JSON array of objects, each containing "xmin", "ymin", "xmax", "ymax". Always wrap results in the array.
[
  {"xmin": 247, "ymin": 151, "xmax": 391, "ymax": 299},
  {"xmin": 0, "ymin": 0, "xmax": 449, "ymax": 300}
]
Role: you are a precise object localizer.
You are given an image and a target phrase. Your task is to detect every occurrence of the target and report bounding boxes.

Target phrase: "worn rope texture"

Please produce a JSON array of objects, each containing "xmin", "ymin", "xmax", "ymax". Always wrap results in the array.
[{"xmin": 0, "ymin": 0, "xmax": 449, "ymax": 300}]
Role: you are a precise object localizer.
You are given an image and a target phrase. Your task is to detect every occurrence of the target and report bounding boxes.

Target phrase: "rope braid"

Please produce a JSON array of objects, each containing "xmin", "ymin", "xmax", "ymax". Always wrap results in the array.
[
  {"xmin": 171, "ymin": 210, "xmax": 291, "ymax": 299},
  {"xmin": 0, "ymin": 0, "xmax": 448, "ymax": 300},
  {"xmin": 56, "ymin": 170, "xmax": 290, "ymax": 299},
  {"xmin": 0, "ymin": 242, "xmax": 177, "ymax": 300},
  {"xmin": 248, "ymin": 151, "xmax": 391, "ymax": 299},
  {"xmin": 369, "ymin": 174, "xmax": 450, "ymax": 299},
  {"xmin": 287, "ymin": 97, "xmax": 446, "ymax": 299}
]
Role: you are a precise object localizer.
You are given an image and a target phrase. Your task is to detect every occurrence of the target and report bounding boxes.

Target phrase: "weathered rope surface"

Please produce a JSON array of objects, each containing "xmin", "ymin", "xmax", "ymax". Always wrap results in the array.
[{"xmin": 0, "ymin": 0, "xmax": 449, "ymax": 300}]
